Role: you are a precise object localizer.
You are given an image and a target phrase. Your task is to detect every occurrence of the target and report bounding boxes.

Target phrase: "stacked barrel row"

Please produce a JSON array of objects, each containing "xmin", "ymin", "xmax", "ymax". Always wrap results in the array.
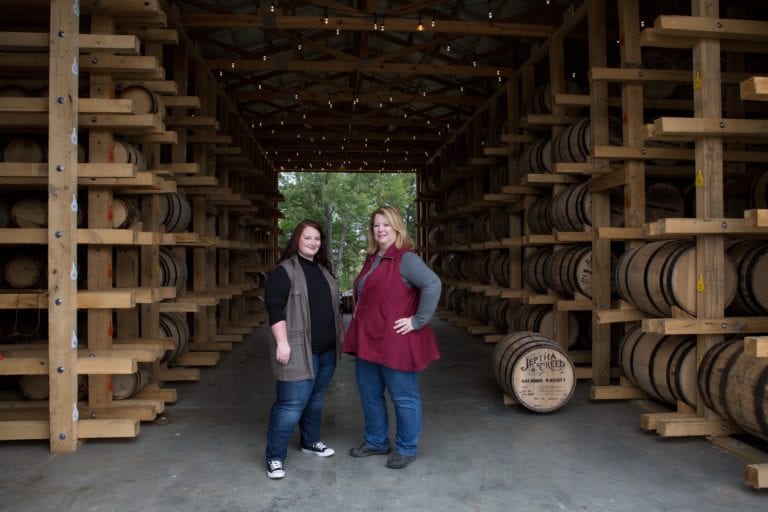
[{"xmin": 618, "ymin": 326, "xmax": 768, "ymax": 442}]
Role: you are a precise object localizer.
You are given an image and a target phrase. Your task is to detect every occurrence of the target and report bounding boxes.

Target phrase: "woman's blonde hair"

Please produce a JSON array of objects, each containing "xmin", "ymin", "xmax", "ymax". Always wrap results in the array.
[{"xmin": 366, "ymin": 205, "xmax": 414, "ymax": 255}]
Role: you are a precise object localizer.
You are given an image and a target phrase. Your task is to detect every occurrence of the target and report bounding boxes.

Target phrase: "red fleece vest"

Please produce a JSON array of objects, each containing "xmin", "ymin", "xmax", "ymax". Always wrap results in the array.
[{"xmin": 343, "ymin": 246, "xmax": 440, "ymax": 372}]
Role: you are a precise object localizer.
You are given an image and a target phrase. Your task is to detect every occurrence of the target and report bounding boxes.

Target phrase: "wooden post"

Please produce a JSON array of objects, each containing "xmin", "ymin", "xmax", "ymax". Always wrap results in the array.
[
  {"xmin": 48, "ymin": 0, "xmax": 80, "ymax": 452},
  {"xmin": 692, "ymin": 0, "xmax": 725, "ymax": 419},
  {"xmin": 588, "ymin": 0, "xmax": 612, "ymax": 385}
]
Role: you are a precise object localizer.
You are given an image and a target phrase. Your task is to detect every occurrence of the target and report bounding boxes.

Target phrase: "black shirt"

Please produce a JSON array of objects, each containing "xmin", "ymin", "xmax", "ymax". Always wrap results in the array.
[{"xmin": 264, "ymin": 257, "xmax": 336, "ymax": 354}]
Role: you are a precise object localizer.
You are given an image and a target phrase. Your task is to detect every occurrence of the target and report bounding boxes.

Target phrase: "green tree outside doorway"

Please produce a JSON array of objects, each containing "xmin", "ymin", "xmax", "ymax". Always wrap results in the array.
[{"xmin": 277, "ymin": 172, "xmax": 416, "ymax": 290}]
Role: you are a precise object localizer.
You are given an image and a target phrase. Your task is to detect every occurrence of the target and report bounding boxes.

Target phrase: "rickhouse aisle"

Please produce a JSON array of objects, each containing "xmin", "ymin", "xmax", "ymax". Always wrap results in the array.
[{"xmin": 0, "ymin": 316, "xmax": 765, "ymax": 511}]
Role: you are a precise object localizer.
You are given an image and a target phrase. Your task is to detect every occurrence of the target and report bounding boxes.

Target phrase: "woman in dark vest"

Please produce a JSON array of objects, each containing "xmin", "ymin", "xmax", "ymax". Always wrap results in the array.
[
  {"xmin": 343, "ymin": 205, "xmax": 442, "ymax": 469},
  {"xmin": 263, "ymin": 220, "xmax": 344, "ymax": 479}
]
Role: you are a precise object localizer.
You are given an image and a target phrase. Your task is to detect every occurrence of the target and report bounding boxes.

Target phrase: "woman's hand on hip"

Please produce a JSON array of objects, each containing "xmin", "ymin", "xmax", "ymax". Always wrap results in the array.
[
  {"xmin": 276, "ymin": 340, "xmax": 291, "ymax": 365},
  {"xmin": 394, "ymin": 317, "xmax": 415, "ymax": 335}
]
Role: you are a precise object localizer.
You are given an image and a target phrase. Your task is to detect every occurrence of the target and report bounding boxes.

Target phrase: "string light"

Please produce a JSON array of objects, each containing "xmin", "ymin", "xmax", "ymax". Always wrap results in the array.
[
  {"xmin": 323, "ymin": 8, "xmax": 329, "ymax": 24},
  {"xmin": 270, "ymin": 1, "xmax": 275, "ymax": 13},
  {"xmin": 488, "ymin": 0, "xmax": 493, "ymax": 19},
  {"xmin": 431, "ymin": 13, "xmax": 436, "ymax": 27},
  {"xmin": 380, "ymin": 16, "xmax": 385, "ymax": 31},
  {"xmin": 446, "ymin": 42, "xmax": 451, "ymax": 52},
  {"xmin": 417, "ymin": 16, "xmax": 424, "ymax": 31}
]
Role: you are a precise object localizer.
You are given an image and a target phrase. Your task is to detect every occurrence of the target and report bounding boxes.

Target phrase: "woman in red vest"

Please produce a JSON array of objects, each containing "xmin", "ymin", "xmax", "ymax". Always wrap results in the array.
[{"xmin": 343, "ymin": 205, "xmax": 442, "ymax": 469}]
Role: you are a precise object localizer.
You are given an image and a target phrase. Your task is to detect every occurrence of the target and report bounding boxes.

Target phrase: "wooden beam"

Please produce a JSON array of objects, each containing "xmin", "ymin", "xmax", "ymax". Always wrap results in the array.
[
  {"xmin": 208, "ymin": 58, "xmax": 514, "ymax": 78},
  {"xmin": 0, "ymin": 32, "xmax": 139, "ymax": 54},
  {"xmin": 47, "ymin": 0, "xmax": 79, "ymax": 452},
  {"xmin": 183, "ymin": 14, "xmax": 556, "ymax": 38},
  {"xmin": 653, "ymin": 15, "xmax": 768, "ymax": 42}
]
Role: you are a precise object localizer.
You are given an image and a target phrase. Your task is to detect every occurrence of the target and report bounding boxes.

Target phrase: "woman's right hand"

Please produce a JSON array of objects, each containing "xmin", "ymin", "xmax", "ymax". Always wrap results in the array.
[{"xmin": 276, "ymin": 340, "xmax": 291, "ymax": 365}]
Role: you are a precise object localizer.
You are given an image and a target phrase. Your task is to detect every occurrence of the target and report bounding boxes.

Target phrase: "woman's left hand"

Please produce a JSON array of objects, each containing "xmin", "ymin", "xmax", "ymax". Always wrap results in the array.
[{"xmin": 394, "ymin": 317, "xmax": 415, "ymax": 335}]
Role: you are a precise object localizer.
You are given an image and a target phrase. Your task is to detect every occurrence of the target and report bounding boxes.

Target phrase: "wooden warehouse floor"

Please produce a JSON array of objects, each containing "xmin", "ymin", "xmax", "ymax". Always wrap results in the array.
[{"xmin": 1, "ymin": 316, "xmax": 766, "ymax": 511}]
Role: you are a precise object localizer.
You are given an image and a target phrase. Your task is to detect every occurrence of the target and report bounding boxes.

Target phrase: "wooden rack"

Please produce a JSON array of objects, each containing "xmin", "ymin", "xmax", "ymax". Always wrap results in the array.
[
  {"xmin": 0, "ymin": 0, "xmax": 278, "ymax": 451},
  {"xmin": 419, "ymin": 0, "xmax": 768, "ymax": 489}
]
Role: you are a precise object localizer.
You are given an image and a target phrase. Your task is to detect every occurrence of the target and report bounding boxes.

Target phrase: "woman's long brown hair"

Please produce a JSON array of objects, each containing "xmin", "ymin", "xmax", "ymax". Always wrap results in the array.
[{"xmin": 278, "ymin": 219, "xmax": 335, "ymax": 276}]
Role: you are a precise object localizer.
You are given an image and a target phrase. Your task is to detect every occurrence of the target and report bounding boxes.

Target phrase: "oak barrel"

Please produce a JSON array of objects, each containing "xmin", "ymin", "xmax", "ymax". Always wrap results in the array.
[
  {"xmin": 616, "ymin": 240, "xmax": 736, "ymax": 316},
  {"xmin": 159, "ymin": 312, "xmax": 190, "ymax": 364},
  {"xmin": 526, "ymin": 197, "xmax": 554, "ymax": 235},
  {"xmin": 112, "ymin": 363, "xmax": 153, "ymax": 400},
  {"xmin": 3, "ymin": 137, "xmax": 45, "ymax": 163},
  {"xmin": 550, "ymin": 182, "xmax": 591, "ymax": 232},
  {"xmin": 112, "ymin": 196, "xmax": 141, "ymax": 229},
  {"xmin": 509, "ymin": 305, "xmax": 580, "ymax": 347},
  {"xmin": 523, "ymin": 247, "xmax": 553, "ymax": 294},
  {"xmin": 20, "ymin": 374, "xmax": 87, "ymax": 401},
  {"xmin": 618, "ymin": 326, "xmax": 697, "ymax": 406},
  {"xmin": 0, "ymin": 200, "xmax": 9, "ymax": 228},
  {"xmin": 698, "ymin": 338, "xmax": 768, "ymax": 441},
  {"xmin": 10, "ymin": 198, "xmax": 47, "ymax": 228},
  {"xmin": 4, "ymin": 253, "xmax": 45, "ymax": 289},
  {"xmin": 159, "ymin": 193, "xmax": 192, "ymax": 233},
  {"xmin": 112, "ymin": 140, "xmax": 147, "ymax": 171},
  {"xmin": 641, "ymin": 51, "xmax": 678, "ymax": 99},
  {"xmin": 492, "ymin": 331, "xmax": 576, "ymax": 412},
  {"xmin": 116, "ymin": 84, "xmax": 160, "ymax": 114},
  {"xmin": 726, "ymin": 240, "xmax": 768, "ymax": 315},
  {"xmin": 159, "ymin": 247, "xmax": 188, "ymax": 292}
]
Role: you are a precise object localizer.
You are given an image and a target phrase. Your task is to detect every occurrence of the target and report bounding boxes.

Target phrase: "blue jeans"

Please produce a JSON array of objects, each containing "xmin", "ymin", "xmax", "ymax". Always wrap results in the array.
[
  {"xmin": 355, "ymin": 358, "xmax": 422, "ymax": 457},
  {"xmin": 265, "ymin": 349, "xmax": 336, "ymax": 462}
]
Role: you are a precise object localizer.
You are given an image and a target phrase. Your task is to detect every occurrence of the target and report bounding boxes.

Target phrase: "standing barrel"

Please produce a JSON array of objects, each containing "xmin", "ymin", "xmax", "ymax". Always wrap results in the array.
[
  {"xmin": 618, "ymin": 326, "xmax": 697, "ymax": 406},
  {"xmin": 492, "ymin": 331, "xmax": 576, "ymax": 412},
  {"xmin": 698, "ymin": 338, "xmax": 768, "ymax": 441}
]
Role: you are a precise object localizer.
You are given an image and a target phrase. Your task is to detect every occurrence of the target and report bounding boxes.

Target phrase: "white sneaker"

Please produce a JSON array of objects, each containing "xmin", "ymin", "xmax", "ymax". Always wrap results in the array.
[
  {"xmin": 301, "ymin": 441, "xmax": 335, "ymax": 457},
  {"xmin": 266, "ymin": 459, "xmax": 285, "ymax": 479}
]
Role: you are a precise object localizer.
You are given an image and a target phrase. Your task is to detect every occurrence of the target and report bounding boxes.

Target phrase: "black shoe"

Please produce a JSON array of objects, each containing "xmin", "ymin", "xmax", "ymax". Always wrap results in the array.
[
  {"xmin": 349, "ymin": 442, "xmax": 391, "ymax": 457},
  {"xmin": 301, "ymin": 441, "xmax": 335, "ymax": 457},
  {"xmin": 386, "ymin": 452, "xmax": 416, "ymax": 469}
]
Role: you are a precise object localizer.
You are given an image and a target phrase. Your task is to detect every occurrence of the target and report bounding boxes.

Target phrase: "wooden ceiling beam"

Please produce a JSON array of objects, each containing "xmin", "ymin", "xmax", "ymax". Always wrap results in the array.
[
  {"xmin": 253, "ymin": 130, "xmax": 444, "ymax": 141},
  {"xmin": 182, "ymin": 14, "xmax": 556, "ymax": 38},
  {"xmin": 209, "ymin": 58, "xmax": 514, "ymax": 78},
  {"xmin": 258, "ymin": 115, "xmax": 445, "ymax": 127},
  {"xmin": 229, "ymin": 90, "xmax": 484, "ymax": 106}
]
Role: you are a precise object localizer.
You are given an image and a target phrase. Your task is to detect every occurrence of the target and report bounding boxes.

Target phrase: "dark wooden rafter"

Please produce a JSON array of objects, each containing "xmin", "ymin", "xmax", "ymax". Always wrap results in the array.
[{"xmin": 165, "ymin": 0, "xmax": 569, "ymax": 171}]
